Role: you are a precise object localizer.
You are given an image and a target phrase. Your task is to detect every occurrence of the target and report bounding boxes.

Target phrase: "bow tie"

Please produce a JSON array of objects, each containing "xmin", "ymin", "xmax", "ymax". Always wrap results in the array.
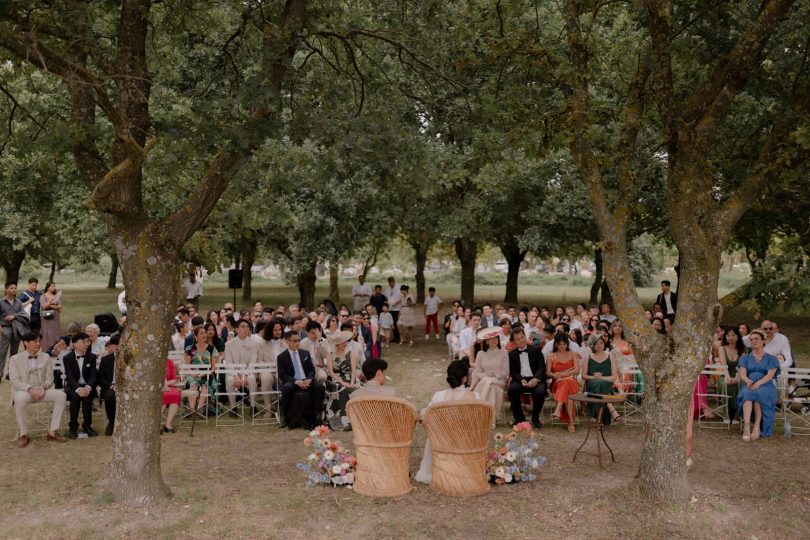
[
  {"xmin": 29, "ymin": 355, "xmax": 38, "ymax": 360},
  {"xmin": 76, "ymin": 356, "xmax": 84, "ymax": 360},
  {"xmin": 519, "ymin": 348, "xmax": 527, "ymax": 352}
]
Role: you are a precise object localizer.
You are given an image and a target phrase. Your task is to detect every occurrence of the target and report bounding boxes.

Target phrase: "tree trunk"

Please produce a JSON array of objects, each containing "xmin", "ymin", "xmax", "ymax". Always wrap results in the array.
[
  {"xmin": 414, "ymin": 242, "xmax": 428, "ymax": 304},
  {"xmin": 329, "ymin": 263, "xmax": 340, "ymax": 304},
  {"xmin": 599, "ymin": 279, "xmax": 612, "ymax": 307},
  {"xmin": 589, "ymin": 247, "xmax": 603, "ymax": 305},
  {"xmin": 500, "ymin": 239, "xmax": 526, "ymax": 304},
  {"xmin": 48, "ymin": 262, "xmax": 57, "ymax": 283},
  {"xmin": 297, "ymin": 262, "xmax": 317, "ymax": 311},
  {"xmin": 241, "ymin": 238, "xmax": 257, "ymax": 301},
  {"xmin": 107, "ymin": 252, "xmax": 119, "ymax": 289},
  {"xmin": 454, "ymin": 238, "xmax": 476, "ymax": 307},
  {"xmin": 0, "ymin": 249, "xmax": 25, "ymax": 284},
  {"xmin": 108, "ymin": 225, "xmax": 178, "ymax": 505}
]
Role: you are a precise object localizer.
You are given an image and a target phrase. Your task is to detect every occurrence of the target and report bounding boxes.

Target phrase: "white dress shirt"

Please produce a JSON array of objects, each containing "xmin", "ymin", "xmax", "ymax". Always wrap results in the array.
[
  {"xmin": 385, "ymin": 287, "xmax": 402, "ymax": 312},
  {"xmin": 764, "ymin": 333, "xmax": 793, "ymax": 371}
]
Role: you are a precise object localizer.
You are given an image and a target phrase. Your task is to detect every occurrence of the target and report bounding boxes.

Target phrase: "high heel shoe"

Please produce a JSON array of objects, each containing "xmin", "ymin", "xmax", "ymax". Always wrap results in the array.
[
  {"xmin": 742, "ymin": 423, "xmax": 751, "ymax": 442},
  {"xmin": 751, "ymin": 424, "xmax": 760, "ymax": 441},
  {"xmin": 162, "ymin": 425, "xmax": 176, "ymax": 434}
]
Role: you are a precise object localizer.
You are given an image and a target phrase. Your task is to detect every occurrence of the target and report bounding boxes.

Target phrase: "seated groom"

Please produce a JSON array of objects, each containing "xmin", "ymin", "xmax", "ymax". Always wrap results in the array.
[
  {"xmin": 9, "ymin": 332, "xmax": 68, "ymax": 447},
  {"xmin": 277, "ymin": 330, "xmax": 324, "ymax": 429},
  {"xmin": 350, "ymin": 359, "xmax": 396, "ymax": 399},
  {"xmin": 63, "ymin": 332, "xmax": 98, "ymax": 438},
  {"xmin": 507, "ymin": 328, "xmax": 548, "ymax": 429}
]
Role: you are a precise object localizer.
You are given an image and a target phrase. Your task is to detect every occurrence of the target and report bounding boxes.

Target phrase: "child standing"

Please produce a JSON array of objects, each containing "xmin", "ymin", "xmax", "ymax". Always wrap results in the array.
[
  {"xmin": 424, "ymin": 287, "xmax": 443, "ymax": 340},
  {"xmin": 378, "ymin": 303, "xmax": 394, "ymax": 348}
]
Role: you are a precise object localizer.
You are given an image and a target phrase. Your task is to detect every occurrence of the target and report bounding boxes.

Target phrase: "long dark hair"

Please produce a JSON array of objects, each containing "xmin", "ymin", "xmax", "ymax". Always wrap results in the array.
[
  {"xmin": 552, "ymin": 332, "xmax": 569, "ymax": 353},
  {"xmin": 262, "ymin": 319, "xmax": 284, "ymax": 342},
  {"xmin": 722, "ymin": 326, "xmax": 746, "ymax": 356},
  {"xmin": 482, "ymin": 336, "xmax": 501, "ymax": 352}
]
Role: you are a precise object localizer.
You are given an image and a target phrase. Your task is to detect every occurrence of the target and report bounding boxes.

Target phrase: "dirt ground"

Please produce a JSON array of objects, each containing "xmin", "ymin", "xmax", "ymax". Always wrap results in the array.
[{"xmin": 2, "ymin": 336, "xmax": 808, "ymax": 540}]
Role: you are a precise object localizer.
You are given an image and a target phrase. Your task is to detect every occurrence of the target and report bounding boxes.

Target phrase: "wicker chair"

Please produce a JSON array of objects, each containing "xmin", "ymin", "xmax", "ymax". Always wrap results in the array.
[
  {"xmin": 423, "ymin": 400, "xmax": 495, "ymax": 496},
  {"xmin": 346, "ymin": 396, "xmax": 418, "ymax": 497}
]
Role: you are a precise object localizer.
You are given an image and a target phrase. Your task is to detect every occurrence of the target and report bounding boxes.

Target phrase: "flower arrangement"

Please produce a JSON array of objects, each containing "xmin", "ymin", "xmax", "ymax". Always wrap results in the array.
[
  {"xmin": 296, "ymin": 425, "xmax": 357, "ymax": 487},
  {"xmin": 486, "ymin": 422, "xmax": 546, "ymax": 484}
]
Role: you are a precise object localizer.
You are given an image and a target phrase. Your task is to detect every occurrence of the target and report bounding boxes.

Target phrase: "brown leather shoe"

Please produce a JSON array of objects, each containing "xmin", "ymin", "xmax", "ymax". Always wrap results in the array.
[
  {"xmin": 16, "ymin": 434, "xmax": 30, "ymax": 448},
  {"xmin": 47, "ymin": 432, "xmax": 67, "ymax": 443}
]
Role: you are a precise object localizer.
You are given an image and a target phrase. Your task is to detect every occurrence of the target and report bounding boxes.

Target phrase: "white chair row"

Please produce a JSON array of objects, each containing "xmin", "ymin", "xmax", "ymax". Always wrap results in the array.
[{"xmin": 779, "ymin": 367, "xmax": 810, "ymax": 436}]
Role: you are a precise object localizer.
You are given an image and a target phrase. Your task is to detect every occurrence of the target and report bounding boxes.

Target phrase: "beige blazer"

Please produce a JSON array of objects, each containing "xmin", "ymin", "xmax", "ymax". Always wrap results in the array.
[
  {"xmin": 350, "ymin": 381, "xmax": 397, "ymax": 400},
  {"xmin": 9, "ymin": 351, "xmax": 55, "ymax": 392}
]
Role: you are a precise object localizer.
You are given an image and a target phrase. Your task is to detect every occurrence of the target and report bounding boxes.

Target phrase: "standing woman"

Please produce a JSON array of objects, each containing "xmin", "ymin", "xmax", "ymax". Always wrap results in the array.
[
  {"xmin": 737, "ymin": 330, "xmax": 780, "ymax": 441},
  {"xmin": 39, "ymin": 282, "xmax": 63, "ymax": 352},
  {"xmin": 717, "ymin": 326, "xmax": 746, "ymax": 424},
  {"xmin": 547, "ymin": 333, "xmax": 581, "ymax": 432},
  {"xmin": 398, "ymin": 285, "xmax": 416, "ymax": 346},
  {"xmin": 470, "ymin": 327, "xmax": 509, "ymax": 424}
]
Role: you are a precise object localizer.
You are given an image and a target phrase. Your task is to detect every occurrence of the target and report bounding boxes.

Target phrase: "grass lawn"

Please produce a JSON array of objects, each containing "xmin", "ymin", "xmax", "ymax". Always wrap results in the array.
[{"xmin": 1, "ymin": 279, "xmax": 807, "ymax": 539}]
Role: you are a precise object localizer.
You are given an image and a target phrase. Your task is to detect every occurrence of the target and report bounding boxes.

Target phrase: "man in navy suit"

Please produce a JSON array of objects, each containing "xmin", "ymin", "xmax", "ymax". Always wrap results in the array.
[
  {"xmin": 277, "ymin": 330, "xmax": 324, "ymax": 429},
  {"xmin": 63, "ymin": 332, "xmax": 98, "ymax": 438},
  {"xmin": 507, "ymin": 328, "xmax": 548, "ymax": 429}
]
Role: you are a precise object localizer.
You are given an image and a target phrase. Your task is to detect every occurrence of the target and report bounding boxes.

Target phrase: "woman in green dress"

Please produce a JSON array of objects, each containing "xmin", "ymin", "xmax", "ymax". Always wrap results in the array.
[
  {"xmin": 717, "ymin": 326, "xmax": 746, "ymax": 424},
  {"xmin": 583, "ymin": 333, "xmax": 621, "ymax": 424},
  {"xmin": 183, "ymin": 326, "xmax": 220, "ymax": 416}
]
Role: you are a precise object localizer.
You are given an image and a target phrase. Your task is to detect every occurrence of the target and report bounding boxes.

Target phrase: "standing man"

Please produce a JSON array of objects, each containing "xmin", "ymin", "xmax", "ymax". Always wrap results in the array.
[
  {"xmin": 18, "ymin": 278, "xmax": 42, "ymax": 334},
  {"xmin": 655, "ymin": 280, "xmax": 677, "ymax": 323},
  {"xmin": 183, "ymin": 269, "xmax": 203, "ymax": 311},
  {"xmin": 9, "ymin": 333, "xmax": 67, "ymax": 446},
  {"xmin": 369, "ymin": 285, "xmax": 387, "ymax": 316},
  {"xmin": 385, "ymin": 276, "xmax": 402, "ymax": 344},
  {"xmin": 352, "ymin": 275, "xmax": 372, "ymax": 312},
  {"xmin": 424, "ymin": 287, "xmax": 443, "ymax": 340},
  {"xmin": 1, "ymin": 281, "xmax": 25, "ymax": 381},
  {"xmin": 507, "ymin": 328, "xmax": 547, "ymax": 429},
  {"xmin": 63, "ymin": 332, "xmax": 98, "ymax": 438}
]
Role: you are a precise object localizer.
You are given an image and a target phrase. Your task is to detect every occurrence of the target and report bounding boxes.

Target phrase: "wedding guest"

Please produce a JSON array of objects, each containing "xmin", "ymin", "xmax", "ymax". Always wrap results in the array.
[
  {"xmin": 278, "ymin": 330, "xmax": 324, "ymax": 430},
  {"xmin": 162, "ymin": 354, "xmax": 181, "ymax": 433},
  {"xmin": 350, "ymin": 359, "xmax": 396, "ymax": 399},
  {"xmin": 470, "ymin": 327, "xmax": 509, "ymax": 425},
  {"xmin": 507, "ymin": 328, "xmax": 547, "ymax": 429},
  {"xmin": 38, "ymin": 281, "xmax": 62, "ymax": 353},
  {"xmin": 717, "ymin": 326, "xmax": 745, "ymax": 424},
  {"xmin": 547, "ymin": 333, "xmax": 581, "ymax": 432},
  {"xmin": 324, "ymin": 330, "xmax": 357, "ymax": 431},
  {"xmin": 582, "ymin": 333, "xmax": 621, "ymax": 424},
  {"xmin": 63, "ymin": 332, "xmax": 98, "ymax": 438},
  {"xmin": 9, "ymin": 333, "xmax": 67, "ymax": 446},
  {"xmin": 97, "ymin": 335, "xmax": 120, "ymax": 435},
  {"xmin": 738, "ymin": 330, "xmax": 780, "ymax": 442}
]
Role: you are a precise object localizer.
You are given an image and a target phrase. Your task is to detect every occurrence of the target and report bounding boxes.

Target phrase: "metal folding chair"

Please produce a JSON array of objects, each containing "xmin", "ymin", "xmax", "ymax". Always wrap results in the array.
[
  {"xmin": 698, "ymin": 364, "xmax": 730, "ymax": 430},
  {"xmin": 245, "ymin": 364, "xmax": 280, "ymax": 426},
  {"xmin": 215, "ymin": 363, "xmax": 248, "ymax": 427}
]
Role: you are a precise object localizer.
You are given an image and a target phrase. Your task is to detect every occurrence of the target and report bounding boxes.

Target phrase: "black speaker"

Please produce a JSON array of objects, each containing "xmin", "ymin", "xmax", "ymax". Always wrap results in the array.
[{"xmin": 228, "ymin": 268, "xmax": 243, "ymax": 289}]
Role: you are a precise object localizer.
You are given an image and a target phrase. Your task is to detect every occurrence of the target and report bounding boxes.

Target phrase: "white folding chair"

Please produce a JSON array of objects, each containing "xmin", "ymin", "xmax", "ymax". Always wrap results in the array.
[
  {"xmin": 215, "ymin": 363, "xmax": 248, "ymax": 427},
  {"xmin": 167, "ymin": 350, "xmax": 184, "ymax": 374},
  {"xmin": 781, "ymin": 367, "xmax": 810, "ymax": 436},
  {"xmin": 245, "ymin": 364, "xmax": 281, "ymax": 426},
  {"xmin": 698, "ymin": 364, "xmax": 730, "ymax": 430},
  {"xmin": 617, "ymin": 362, "xmax": 645, "ymax": 425},
  {"xmin": 178, "ymin": 363, "xmax": 212, "ymax": 424}
]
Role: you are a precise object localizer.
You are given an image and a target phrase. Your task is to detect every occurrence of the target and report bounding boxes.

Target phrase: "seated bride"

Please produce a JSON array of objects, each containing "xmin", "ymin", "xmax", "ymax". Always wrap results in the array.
[
  {"xmin": 414, "ymin": 360, "xmax": 480, "ymax": 484},
  {"xmin": 469, "ymin": 326, "xmax": 509, "ymax": 425}
]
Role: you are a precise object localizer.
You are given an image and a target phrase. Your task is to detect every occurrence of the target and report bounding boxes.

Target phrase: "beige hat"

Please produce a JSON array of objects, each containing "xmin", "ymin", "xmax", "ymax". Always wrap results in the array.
[
  {"xmin": 328, "ymin": 330, "xmax": 354, "ymax": 346},
  {"xmin": 477, "ymin": 327, "xmax": 502, "ymax": 341}
]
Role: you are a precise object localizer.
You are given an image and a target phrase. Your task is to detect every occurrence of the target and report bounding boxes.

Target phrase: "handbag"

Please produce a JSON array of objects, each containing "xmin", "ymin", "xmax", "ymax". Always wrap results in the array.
[{"xmin": 42, "ymin": 310, "xmax": 56, "ymax": 320}]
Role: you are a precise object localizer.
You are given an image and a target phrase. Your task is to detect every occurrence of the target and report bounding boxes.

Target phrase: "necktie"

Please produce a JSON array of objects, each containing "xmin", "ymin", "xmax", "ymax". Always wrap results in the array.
[{"xmin": 292, "ymin": 351, "xmax": 304, "ymax": 380}]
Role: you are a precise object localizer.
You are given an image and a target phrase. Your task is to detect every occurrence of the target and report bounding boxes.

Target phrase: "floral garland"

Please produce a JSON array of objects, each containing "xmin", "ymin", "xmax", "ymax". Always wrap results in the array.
[
  {"xmin": 296, "ymin": 425, "xmax": 357, "ymax": 487},
  {"xmin": 486, "ymin": 422, "xmax": 546, "ymax": 484}
]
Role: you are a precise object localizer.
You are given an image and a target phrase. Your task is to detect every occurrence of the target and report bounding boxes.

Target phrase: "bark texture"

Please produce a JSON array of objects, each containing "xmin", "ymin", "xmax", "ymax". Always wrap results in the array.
[
  {"xmin": 107, "ymin": 252, "xmax": 119, "ymax": 289},
  {"xmin": 297, "ymin": 262, "xmax": 317, "ymax": 311},
  {"xmin": 500, "ymin": 238, "xmax": 526, "ymax": 304},
  {"xmin": 589, "ymin": 247, "xmax": 602, "ymax": 305},
  {"xmin": 241, "ymin": 238, "xmax": 256, "ymax": 301},
  {"xmin": 328, "ymin": 263, "xmax": 340, "ymax": 304},
  {"xmin": 0, "ymin": 248, "xmax": 25, "ymax": 284},
  {"xmin": 454, "ymin": 237, "xmax": 476, "ymax": 307},
  {"xmin": 413, "ymin": 241, "xmax": 428, "ymax": 304}
]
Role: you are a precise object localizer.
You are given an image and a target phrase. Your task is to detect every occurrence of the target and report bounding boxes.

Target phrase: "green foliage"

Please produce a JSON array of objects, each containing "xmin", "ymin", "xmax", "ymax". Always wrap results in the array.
[
  {"xmin": 628, "ymin": 234, "xmax": 657, "ymax": 288},
  {"xmin": 746, "ymin": 235, "xmax": 810, "ymax": 315}
]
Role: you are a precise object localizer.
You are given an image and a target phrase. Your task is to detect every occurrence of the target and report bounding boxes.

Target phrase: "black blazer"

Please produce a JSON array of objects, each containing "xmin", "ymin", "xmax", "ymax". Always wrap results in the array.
[
  {"xmin": 508, "ymin": 345, "xmax": 546, "ymax": 381},
  {"xmin": 277, "ymin": 349, "xmax": 316, "ymax": 385},
  {"xmin": 655, "ymin": 291, "xmax": 677, "ymax": 313},
  {"xmin": 98, "ymin": 352, "xmax": 116, "ymax": 395},
  {"xmin": 64, "ymin": 351, "xmax": 98, "ymax": 394}
]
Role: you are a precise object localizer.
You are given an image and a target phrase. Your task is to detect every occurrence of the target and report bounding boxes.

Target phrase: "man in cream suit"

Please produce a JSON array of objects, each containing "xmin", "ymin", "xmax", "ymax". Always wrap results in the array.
[
  {"xmin": 350, "ymin": 359, "xmax": 396, "ymax": 399},
  {"xmin": 10, "ymin": 332, "xmax": 67, "ymax": 447},
  {"xmin": 221, "ymin": 319, "xmax": 262, "ymax": 415}
]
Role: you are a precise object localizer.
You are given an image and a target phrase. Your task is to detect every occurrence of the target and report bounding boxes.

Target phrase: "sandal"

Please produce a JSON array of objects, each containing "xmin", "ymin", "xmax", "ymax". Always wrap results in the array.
[
  {"xmin": 742, "ymin": 423, "xmax": 751, "ymax": 442},
  {"xmin": 611, "ymin": 410, "xmax": 622, "ymax": 422},
  {"xmin": 567, "ymin": 424, "xmax": 576, "ymax": 433},
  {"xmin": 751, "ymin": 425, "xmax": 760, "ymax": 441},
  {"xmin": 551, "ymin": 412, "xmax": 561, "ymax": 420}
]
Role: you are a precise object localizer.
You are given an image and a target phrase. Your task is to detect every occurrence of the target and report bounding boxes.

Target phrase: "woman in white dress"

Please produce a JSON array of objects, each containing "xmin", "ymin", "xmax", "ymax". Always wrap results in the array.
[
  {"xmin": 415, "ymin": 360, "xmax": 480, "ymax": 484},
  {"xmin": 397, "ymin": 285, "xmax": 417, "ymax": 346},
  {"xmin": 470, "ymin": 327, "xmax": 509, "ymax": 424}
]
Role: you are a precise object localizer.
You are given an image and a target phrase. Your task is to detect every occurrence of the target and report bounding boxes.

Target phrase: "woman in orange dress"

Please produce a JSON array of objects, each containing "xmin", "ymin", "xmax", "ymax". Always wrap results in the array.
[{"xmin": 546, "ymin": 333, "xmax": 581, "ymax": 432}]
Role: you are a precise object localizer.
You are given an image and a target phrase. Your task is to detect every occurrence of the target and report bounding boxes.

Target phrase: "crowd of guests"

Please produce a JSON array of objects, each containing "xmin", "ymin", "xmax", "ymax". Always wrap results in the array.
[{"xmin": 2, "ymin": 276, "xmax": 799, "ymax": 450}]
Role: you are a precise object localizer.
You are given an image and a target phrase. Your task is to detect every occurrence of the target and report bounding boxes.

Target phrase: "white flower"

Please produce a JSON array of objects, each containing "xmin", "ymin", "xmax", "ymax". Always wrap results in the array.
[
  {"xmin": 505, "ymin": 452, "xmax": 517, "ymax": 462},
  {"xmin": 322, "ymin": 438, "xmax": 331, "ymax": 447},
  {"xmin": 332, "ymin": 465, "xmax": 342, "ymax": 475},
  {"xmin": 308, "ymin": 453, "xmax": 318, "ymax": 461},
  {"xmin": 495, "ymin": 466, "xmax": 505, "ymax": 477},
  {"xmin": 309, "ymin": 430, "xmax": 318, "ymax": 437},
  {"xmin": 504, "ymin": 473, "xmax": 513, "ymax": 483},
  {"xmin": 324, "ymin": 450, "xmax": 335, "ymax": 461}
]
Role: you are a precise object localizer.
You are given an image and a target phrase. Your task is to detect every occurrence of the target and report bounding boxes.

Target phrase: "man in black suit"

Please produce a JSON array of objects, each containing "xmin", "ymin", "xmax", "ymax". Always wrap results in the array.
[
  {"xmin": 507, "ymin": 328, "xmax": 547, "ymax": 429},
  {"xmin": 277, "ymin": 330, "xmax": 324, "ymax": 429},
  {"xmin": 97, "ymin": 335, "xmax": 120, "ymax": 436},
  {"xmin": 655, "ymin": 280, "xmax": 677, "ymax": 323},
  {"xmin": 63, "ymin": 332, "xmax": 98, "ymax": 438}
]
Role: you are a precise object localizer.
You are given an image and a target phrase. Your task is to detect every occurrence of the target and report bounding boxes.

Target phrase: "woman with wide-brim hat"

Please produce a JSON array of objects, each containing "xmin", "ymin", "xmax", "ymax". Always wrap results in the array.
[
  {"xmin": 324, "ymin": 330, "xmax": 357, "ymax": 431},
  {"xmin": 470, "ymin": 326, "xmax": 509, "ymax": 426}
]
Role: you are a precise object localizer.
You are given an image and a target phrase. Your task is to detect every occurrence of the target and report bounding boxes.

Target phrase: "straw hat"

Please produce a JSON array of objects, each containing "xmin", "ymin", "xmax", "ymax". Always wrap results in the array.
[
  {"xmin": 328, "ymin": 330, "xmax": 354, "ymax": 346},
  {"xmin": 476, "ymin": 327, "xmax": 501, "ymax": 341}
]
